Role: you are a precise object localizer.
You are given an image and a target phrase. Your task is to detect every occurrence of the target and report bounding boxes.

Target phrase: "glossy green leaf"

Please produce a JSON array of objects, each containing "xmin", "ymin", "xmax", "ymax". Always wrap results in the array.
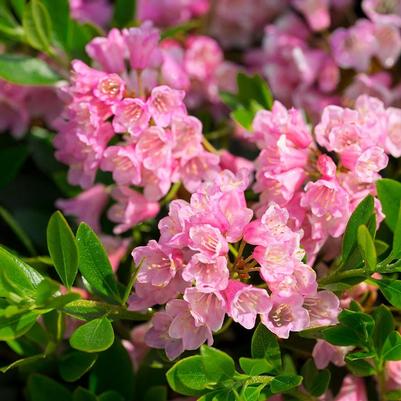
[
  {"xmin": 373, "ymin": 305, "xmax": 394, "ymax": 355},
  {"xmin": 34, "ymin": 277, "xmax": 60, "ymax": 306},
  {"xmin": 323, "ymin": 326, "xmax": 361, "ymax": 346},
  {"xmin": 357, "ymin": 225, "xmax": 377, "ymax": 271},
  {"xmin": 373, "ymin": 278, "xmax": 401, "ymax": 308},
  {"xmin": 342, "ymin": 195, "xmax": 374, "ymax": 263},
  {"xmin": 0, "ymin": 311, "xmax": 39, "ymax": 340},
  {"xmin": 383, "ymin": 332, "xmax": 401, "ymax": 361},
  {"xmin": 377, "ymin": 179, "xmax": 401, "ymax": 232},
  {"xmin": 76, "ymin": 223, "xmax": 122, "ymax": 303},
  {"xmin": 28, "ymin": 374, "xmax": 72, "ymax": 401},
  {"xmin": 251, "ymin": 323, "xmax": 281, "ymax": 370},
  {"xmin": 0, "ymin": 54, "xmax": 61, "ymax": 85},
  {"xmin": 47, "ymin": 211, "xmax": 79, "ymax": 289},
  {"xmin": 239, "ymin": 357, "xmax": 273, "ymax": 375},
  {"xmin": 270, "ymin": 374, "xmax": 302, "ymax": 394},
  {"xmin": 70, "ymin": 317, "xmax": 114, "ymax": 353},
  {"xmin": 22, "ymin": 0, "xmax": 52, "ymax": 52},
  {"xmin": 391, "ymin": 202, "xmax": 401, "ymax": 260},
  {"xmin": 200, "ymin": 345, "xmax": 235, "ymax": 381},
  {"xmin": 166, "ymin": 355, "xmax": 212, "ymax": 396},
  {"xmin": 59, "ymin": 351, "xmax": 98, "ymax": 382},
  {"xmin": 346, "ymin": 359, "xmax": 376, "ymax": 377}
]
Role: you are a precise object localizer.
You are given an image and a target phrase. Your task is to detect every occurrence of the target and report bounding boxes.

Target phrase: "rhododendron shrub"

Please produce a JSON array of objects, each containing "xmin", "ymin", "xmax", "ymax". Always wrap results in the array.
[{"xmin": 3, "ymin": 1, "xmax": 401, "ymax": 401}]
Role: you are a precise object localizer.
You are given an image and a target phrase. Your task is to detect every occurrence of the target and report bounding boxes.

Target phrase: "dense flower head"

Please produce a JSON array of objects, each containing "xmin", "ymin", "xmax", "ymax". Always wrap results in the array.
[{"xmin": 131, "ymin": 169, "xmax": 340, "ymax": 358}]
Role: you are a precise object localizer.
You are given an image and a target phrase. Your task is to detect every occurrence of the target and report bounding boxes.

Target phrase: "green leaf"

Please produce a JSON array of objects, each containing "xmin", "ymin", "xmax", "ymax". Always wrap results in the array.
[
  {"xmin": 251, "ymin": 323, "xmax": 281, "ymax": 370},
  {"xmin": 28, "ymin": 374, "xmax": 72, "ymax": 401},
  {"xmin": 10, "ymin": 0, "xmax": 25, "ymax": 18},
  {"xmin": 47, "ymin": 211, "xmax": 79, "ymax": 289},
  {"xmin": 143, "ymin": 386, "xmax": 167, "ymax": 401},
  {"xmin": 0, "ymin": 353, "xmax": 45, "ymax": 373},
  {"xmin": 34, "ymin": 277, "xmax": 60, "ymax": 306},
  {"xmin": 342, "ymin": 195, "xmax": 374, "ymax": 264},
  {"xmin": 200, "ymin": 345, "xmax": 235, "ymax": 381},
  {"xmin": 301, "ymin": 360, "xmax": 331, "ymax": 397},
  {"xmin": 89, "ymin": 340, "xmax": 135, "ymax": 401},
  {"xmin": 0, "ymin": 2, "xmax": 24, "ymax": 40},
  {"xmin": 70, "ymin": 317, "xmax": 114, "ymax": 353},
  {"xmin": 98, "ymin": 391, "xmax": 125, "ymax": 401},
  {"xmin": 59, "ymin": 351, "xmax": 98, "ymax": 382},
  {"xmin": 377, "ymin": 179, "xmax": 401, "ymax": 232},
  {"xmin": 390, "ymin": 202, "xmax": 401, "ymax": 260},
  {"xmin": 76, "ymin": 223, "xmax": 122, "ymax": 304},
  {"xmin": 270, "ymin": 375, "xmax": 302, "ymax": 394},
  {"xmin": 0, "ymin": 246, "xmax": 43, "ymax": 298},
  {"xmin": 357, "ymin": 225, "xmax": 377, "ymax": 271},
  {"xmin": 166, "ymin": 355, "xmax": 212, "ymax": 396},
  {"xmin": 66, "ymin": 19, "xmax": 99, "ymax": 61},
  {"xmin": 41, "ymin": 0, "xmax": 69, "ymax": 48},
  {"xmin": 0, "ymin": 144, "xmax": 28, "ymax": 189},
  {"xmin": 375, "ymin": 240, "xmax": 389, "ymax": 257},
  {"xmin": 386, "ymin": 390, "xmax": 401, "ymax": 400},
  {"xmin": 73, "ymin": 388, "xmax": 97, "ymax": 401},
  {"xmin": 383, "ymin": 332, "xmax": 401, "ymax": 361},
  {"xmin": 231, "ymin": 107, "xmax": 254, "ymax": 130},
  {"xmin": 0, "ymin": 311, "xmax": 39, "ymax": 340},
  {"xmin": 239, "ymin": 357, "xmax": 273, "ymax": 375},
  {"xmin": 373, "ymin": 305, "xmax": 394, "ymax": 355},
  {"xmin": 22, "ymin": 0, "xmax": 52, "ymax": 52},
  {"xmin": 338, "ymin": 310, "xmax": 375, "ymax": 347},
  {"xmin": 112, "ymin": 0, "xmax": 136, "ymax": 28},
  {"xmin": 346, "ymin": 359, "xmax": 376, "ymax": 377},
  {"xmin": 373, "ymin": 278, "xmax": 401, "ymax": 308},
  {"xmin": 323, "ymin": 326, "xmax": 361, "ymax": 346},
  {"xmin": 0, "ymin": 205, "xmax": 36, "ymax": 255},
  {"xmin": 0, "ymin": 54, "xmax": 61, "ymax": 85}
]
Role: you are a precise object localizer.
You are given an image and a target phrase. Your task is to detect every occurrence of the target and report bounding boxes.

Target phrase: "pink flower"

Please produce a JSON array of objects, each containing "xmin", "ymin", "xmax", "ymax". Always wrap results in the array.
[
  {"xmin": 386, "ymin": 107, "xmax": 401, "ymax": 157},
  {"xmin": 70, "ymin": 0, "xmax": 112, "ymax": 27},
  {"xmin": 147, "ymin": 85, "xmax": 186, "ymax": 127},
  {"xmin": 86, "ymin": 29, "xmax": 127, "ymax": 73},
  {"xmin": 112, "ymin": 98, "xmax": 150, "ymax": 136},
  {"xmin": 108, "ymin": 186, "xmax": 160, "ymax": 234},
  {"xmin": 386, "ymin": 360, "xmax": 401, "ymax": 390},
  {"xmin": 56, "ymin": 184, "xmax": 108, "ymax": 233},
  {"xmin": 184, "ymin": 36, "xmax": 223, "ymax": 80},
  {"xmin": 334, "ymin": 375, "xmax": 367, "ymax": 401},
  {"xmin": 100, "ymin": 235, "xmax": 131, "ymax": 272},
  {"xmin": 94, "ymin": 74, "xmax": 125, "ymax": 105},
  {"xmin": 184, "ymin": 287, "xmax": 226, "ymax": 331},
  {"xmin": 292, "ymin": 0, "xmax": 330, "ymax": 31},
  {"xmin": 183, "ymin": 254, "xmax": 229, "ymax": 292},
  {"xmin": 223, "ymin": 281, "xmax": 272, "ymax": 330},
  {"xmin": 167, "ymin": 299, "xmax": 213, "ymax": 352},
  {"xmin": 354, "ymin": 146, "xmax": 389, "ymax": 183},
  {"xmin": 303, "ymin": 290, "xmax": 340, "ymax": 327},
  {"xmin": 136, "ymin": 126, "xmax": 173, "ymax": 170},
  {"xmin": 188, "ymin": 224, "xmax": 228, "ymax": 261},
  {"xmin": 330, "ymin": 19, "xmax": 377, "ymax": 72},
  {"xmin": 312, "ymin": 340, "xmax": 351, "ymax": 369},
  {"xmin": 171, "ymin": 114, "xmax": 203, "ymax": 160},
  {"xmin": 362, "ymin": 0, "xmax": 401, "ymax": 27},
  {"xmin": 133, "ymin": 240, "xmax": 183, "ymax": 287},
  {"xmin": 123, "ymin": 22, "xmax": 162, "ymax": 70},
  {"xmin": 261, "ymin": 294, "xmax": 310, "ymax": 338},
  {"xmin": 374, "ymin": 23, "xmax": 401, "ymax": 68},
  {"xmin": 100, "ymin": 145, "xmax": 141, "ymax": 185},
  {"xmin": 122, "ymin": 323, "xmax": 151, "ymax": 371}
]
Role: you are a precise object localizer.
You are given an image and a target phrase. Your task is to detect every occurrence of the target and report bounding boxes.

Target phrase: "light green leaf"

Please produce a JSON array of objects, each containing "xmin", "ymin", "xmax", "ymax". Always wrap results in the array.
[
  {"xmin": 200, "ymin": 345, "xmax": 235, "ymax": 381},
  {"xmin": 0, "ymin": 354, "xmax": 45, "ymax": 373}
]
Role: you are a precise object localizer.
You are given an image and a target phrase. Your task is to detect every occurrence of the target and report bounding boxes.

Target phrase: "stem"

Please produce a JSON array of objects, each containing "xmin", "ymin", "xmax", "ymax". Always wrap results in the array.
[
  {"xmin": 377, "ymin": 368, "xmax": 387, "ymax": 401},
  {"xmin": 161, "ymin": 182, "xmax": 181, "ymax": 206},
  {"xmin": 318, "ymin": 268, "xmax": 366, "ymax": 287},
  {"xmin": 229, "ymin": 243, "xmax": 239, "ymax": 258},
  {"xmin": 202, "ymin": 137, "xmax": 218, "ymax": 153},
  {"xmin": 136, "ymin": 69, "xmax": 144, "ymax": 99}
]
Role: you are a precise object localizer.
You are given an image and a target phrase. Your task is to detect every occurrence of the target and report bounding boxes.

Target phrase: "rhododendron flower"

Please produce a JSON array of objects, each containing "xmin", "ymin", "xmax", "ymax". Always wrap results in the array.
[{"xmin": 313, "ymin": 340, "xmax": 351, "ymax": 369}]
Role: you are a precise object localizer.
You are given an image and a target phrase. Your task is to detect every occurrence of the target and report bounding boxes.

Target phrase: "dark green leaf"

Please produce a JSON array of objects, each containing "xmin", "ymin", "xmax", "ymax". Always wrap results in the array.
[
  {"xmin": 342, "ymin": 195, "xmax": 374, "ymax": 264},
  {"xmin": 73, "ymin": 388, "xmax": 97, "ymax": 401},
  {"xmin": 0, "ymin": 144, "xmax": 28, "ymax": 189},
  {"xmin": 377, "ymin": 179, "xmax": 401, "ymax": 232},
  {"xmin": 383, "ymin": 332, "xmax": 401, "ymax": 361},
  {"xmin": 301, "ymin": 360, "xmax": 331, "ymax": 397},
  {"xmin": 47, "ymin": 211, "xmax": 79, "ymax": 289},
  {"xmin": 59, "ymin": 351, "xmax": 98, "ymax": 382},
  {"xmin": 386, "ymin": 390, "xmax": 401, "ymax": 400},
  {"xmin": 89, "ymin": 340, "xmax": 135, "ymax": 401},
  {"xmin": 98, "ymin": 391, "xmax": 125, "ymax": 401},
  {"xmin": 373, "ymin": 278, "xmax": 401, "ymax": 308},
  {"xmin": 323, "ymin": 326, "xmax": 361, "ymax": 346},
  {"xmin": 200, "ymin": 345, "xmax": 235, "ymax": 381},
  {"xmin": 346, "ymin": 359, "xmax": 376, "ymax": 377},
  {"xmin": 251, "ymin": 323, "xmax": 281, "ymax": 370},
  {"xmin": 41, "ymin": 0, "xmax": 69, "ymax": 48},
  {"xmin": 373, "ymin": 305, "xmax": 394, "ymax": 354},
  {"xmin": 143, "ymin": 386, "xmax": 167, "ymax": 401},
  {"xmin": 338, "ymin": 310, "xmax": 375, "ymax": 345},
  {"xmin": 22, "ymin": 0, "xmax": 52, "ymax": 52},
  {"xmin": 76, "ymin": 223, "xmax": 122, "ymax": 303},
  {"xmin": 0, "ymin": 54, "xmax": 61, "ymax": 85},
  {"xmin": 0, "ymin": 354, "xmax": 45, "ymax": 373},
  {"xmin": 166, "ymin": 355, "xmax": 212, "ymax": 396},
  {"xmin": 28, "ymin": 374, "xmax": 72, "ymax": 401},
  {"xmin": 357, "ymin": 225, "xmax": 377, "ymax": 271},
  {"xmin": 270, "ymin": 375, "xmax": 302, "ymax": 394},
  {"xmin": 70, "ymin": 317, "xmax": 114, "ymax": 353}
]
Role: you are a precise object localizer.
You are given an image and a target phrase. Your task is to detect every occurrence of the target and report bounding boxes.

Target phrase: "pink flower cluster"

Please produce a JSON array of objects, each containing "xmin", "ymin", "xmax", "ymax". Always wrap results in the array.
[
  {"xmin": 130, "ymin": 169, "xmax": 339, "ymax": 359},
  {"xmin": 54, "ymin": 23, "xmax": 223, "ymax": 234},
  {"xmin": 69, "ymin": 0, "xmax": 112, "ymax": 28},
  {"xmin": 250, "ymin": 95, "xmax": 397, "ymax": 263}
]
